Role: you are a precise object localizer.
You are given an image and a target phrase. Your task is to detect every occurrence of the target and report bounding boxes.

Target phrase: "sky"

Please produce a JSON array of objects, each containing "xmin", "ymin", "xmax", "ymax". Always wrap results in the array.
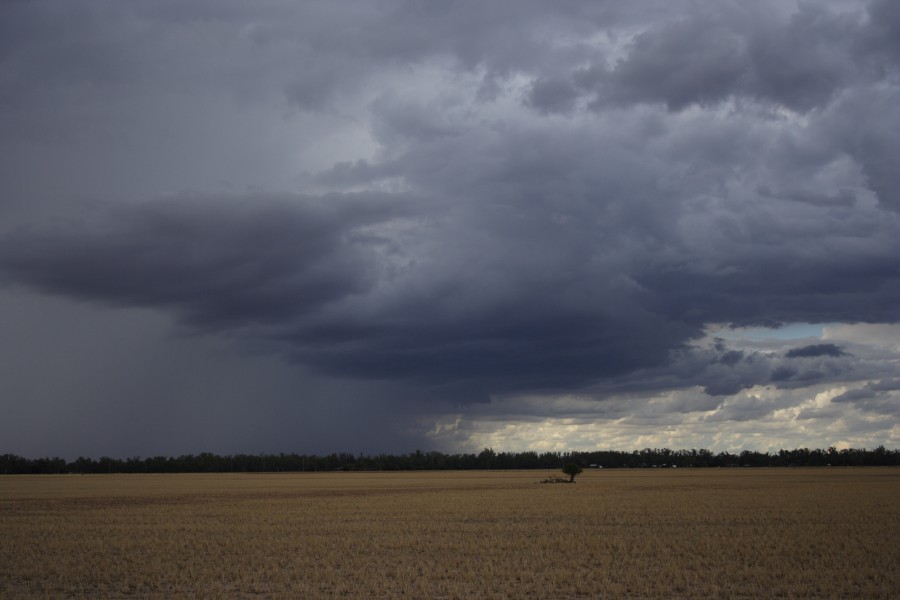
[{"xmin": 1, "ymin": 0, "xmax": 899, "ymax": 459}]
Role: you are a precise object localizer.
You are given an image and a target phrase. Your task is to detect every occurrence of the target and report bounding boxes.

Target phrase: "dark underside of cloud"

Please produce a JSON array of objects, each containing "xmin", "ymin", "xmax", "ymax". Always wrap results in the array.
[
  {"xmin": 2, "ymin": 182, "xmax": 898, "ymax": 402},
  {"xmin": 1, "ymin": 0, "xmax": 900, "ymax": 407},
  {"xmin": 785, "ymin": 344, "xmax": 847, "ymax": 359}
]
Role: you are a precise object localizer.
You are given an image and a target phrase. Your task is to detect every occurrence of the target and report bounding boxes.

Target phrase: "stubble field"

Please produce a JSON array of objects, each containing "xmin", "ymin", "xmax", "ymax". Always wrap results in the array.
[{"xmin": 1, "ymin": 468, "xmax": 898, "ymax": 599}]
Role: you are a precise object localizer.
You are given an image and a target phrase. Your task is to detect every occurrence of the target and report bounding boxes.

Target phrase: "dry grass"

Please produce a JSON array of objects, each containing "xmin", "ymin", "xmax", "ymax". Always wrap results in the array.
[{"xmin": 1, "ymin": 468, "xmax": 898, "ymax": 599}]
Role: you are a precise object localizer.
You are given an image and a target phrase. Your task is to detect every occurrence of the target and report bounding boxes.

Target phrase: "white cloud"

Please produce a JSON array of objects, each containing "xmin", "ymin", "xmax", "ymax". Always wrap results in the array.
[{"xmin": 823, "ymin": 323, "xmax": 900, "ymax": 351}]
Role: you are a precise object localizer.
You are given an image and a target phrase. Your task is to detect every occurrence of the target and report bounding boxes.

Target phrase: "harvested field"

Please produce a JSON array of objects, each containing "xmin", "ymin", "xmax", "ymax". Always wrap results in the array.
[{"xmin": 1, "ymin": 468, "xmax": 898, "ymax": 599}]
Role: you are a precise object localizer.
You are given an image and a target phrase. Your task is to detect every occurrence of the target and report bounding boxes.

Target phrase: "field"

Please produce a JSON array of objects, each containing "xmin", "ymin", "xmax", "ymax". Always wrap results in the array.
[{"xmin": 1, "ymin": 468, "xmax": 898, "ymax": 599}]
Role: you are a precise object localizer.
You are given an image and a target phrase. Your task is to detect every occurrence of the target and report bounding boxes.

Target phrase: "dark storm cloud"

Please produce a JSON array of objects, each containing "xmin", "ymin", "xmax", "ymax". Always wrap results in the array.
[
  {"xmin": 1, "ymin": 193, "xmax": 411, "ymax": 331},
  {"xmin": 785, "ymin": 344, "xmax": 847, "ymax": 359},
  {"xmin": 526, "ymin": 77, "xmax": 580, "ymax": 115},
  {"xmin": 11, "ymin": 161, "xmax": 888, "ymax": 401},
  {"xmin": 821, "ymin": 88, "xmax": 900, "ymax": 212},
  {"xmin": 2, "ymin": 0, "xmax": 900, "ymax": 441},
  {"xmin": 556, "ymin": 2, "xmax": 887, "ymax": 113},
  {"xmin": 1, "ymin": 188, "xmax": 694, "ymax": 394}
]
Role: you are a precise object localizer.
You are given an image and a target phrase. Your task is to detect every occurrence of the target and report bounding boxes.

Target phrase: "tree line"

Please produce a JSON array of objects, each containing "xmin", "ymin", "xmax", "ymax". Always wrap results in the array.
[{"xmin": 1, "ymin": 446, "xmax": 898, "ymax": 474}]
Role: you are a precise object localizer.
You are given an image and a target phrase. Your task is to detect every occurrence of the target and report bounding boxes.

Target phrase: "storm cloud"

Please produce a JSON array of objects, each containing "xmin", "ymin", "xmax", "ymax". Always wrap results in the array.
[
  {"xmin": 1, "ymin": 0, "xmax": 898, "ymax": 456},
  {"xmin": 785, "ymin": 344, "xmax": 848, "ymax": 359}
]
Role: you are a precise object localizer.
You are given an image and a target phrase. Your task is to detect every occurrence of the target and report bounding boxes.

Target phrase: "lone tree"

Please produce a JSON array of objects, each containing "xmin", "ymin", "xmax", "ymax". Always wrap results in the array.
[{"xmin": 562, "ymin": 462, "xmax": 583, "ymax": 483}]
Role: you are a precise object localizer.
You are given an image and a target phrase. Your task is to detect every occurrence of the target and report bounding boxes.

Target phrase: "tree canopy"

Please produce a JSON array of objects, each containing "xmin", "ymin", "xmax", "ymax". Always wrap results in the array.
[{"xmin": 1, "ymin": 446, "xmax": 897, "ymax": 474}]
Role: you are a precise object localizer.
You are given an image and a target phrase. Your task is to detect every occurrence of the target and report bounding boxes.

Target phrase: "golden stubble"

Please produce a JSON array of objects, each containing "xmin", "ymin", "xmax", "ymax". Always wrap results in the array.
[{"xmin": 1, "ymin": 469, "xmax": 898, "ymax": 599}]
